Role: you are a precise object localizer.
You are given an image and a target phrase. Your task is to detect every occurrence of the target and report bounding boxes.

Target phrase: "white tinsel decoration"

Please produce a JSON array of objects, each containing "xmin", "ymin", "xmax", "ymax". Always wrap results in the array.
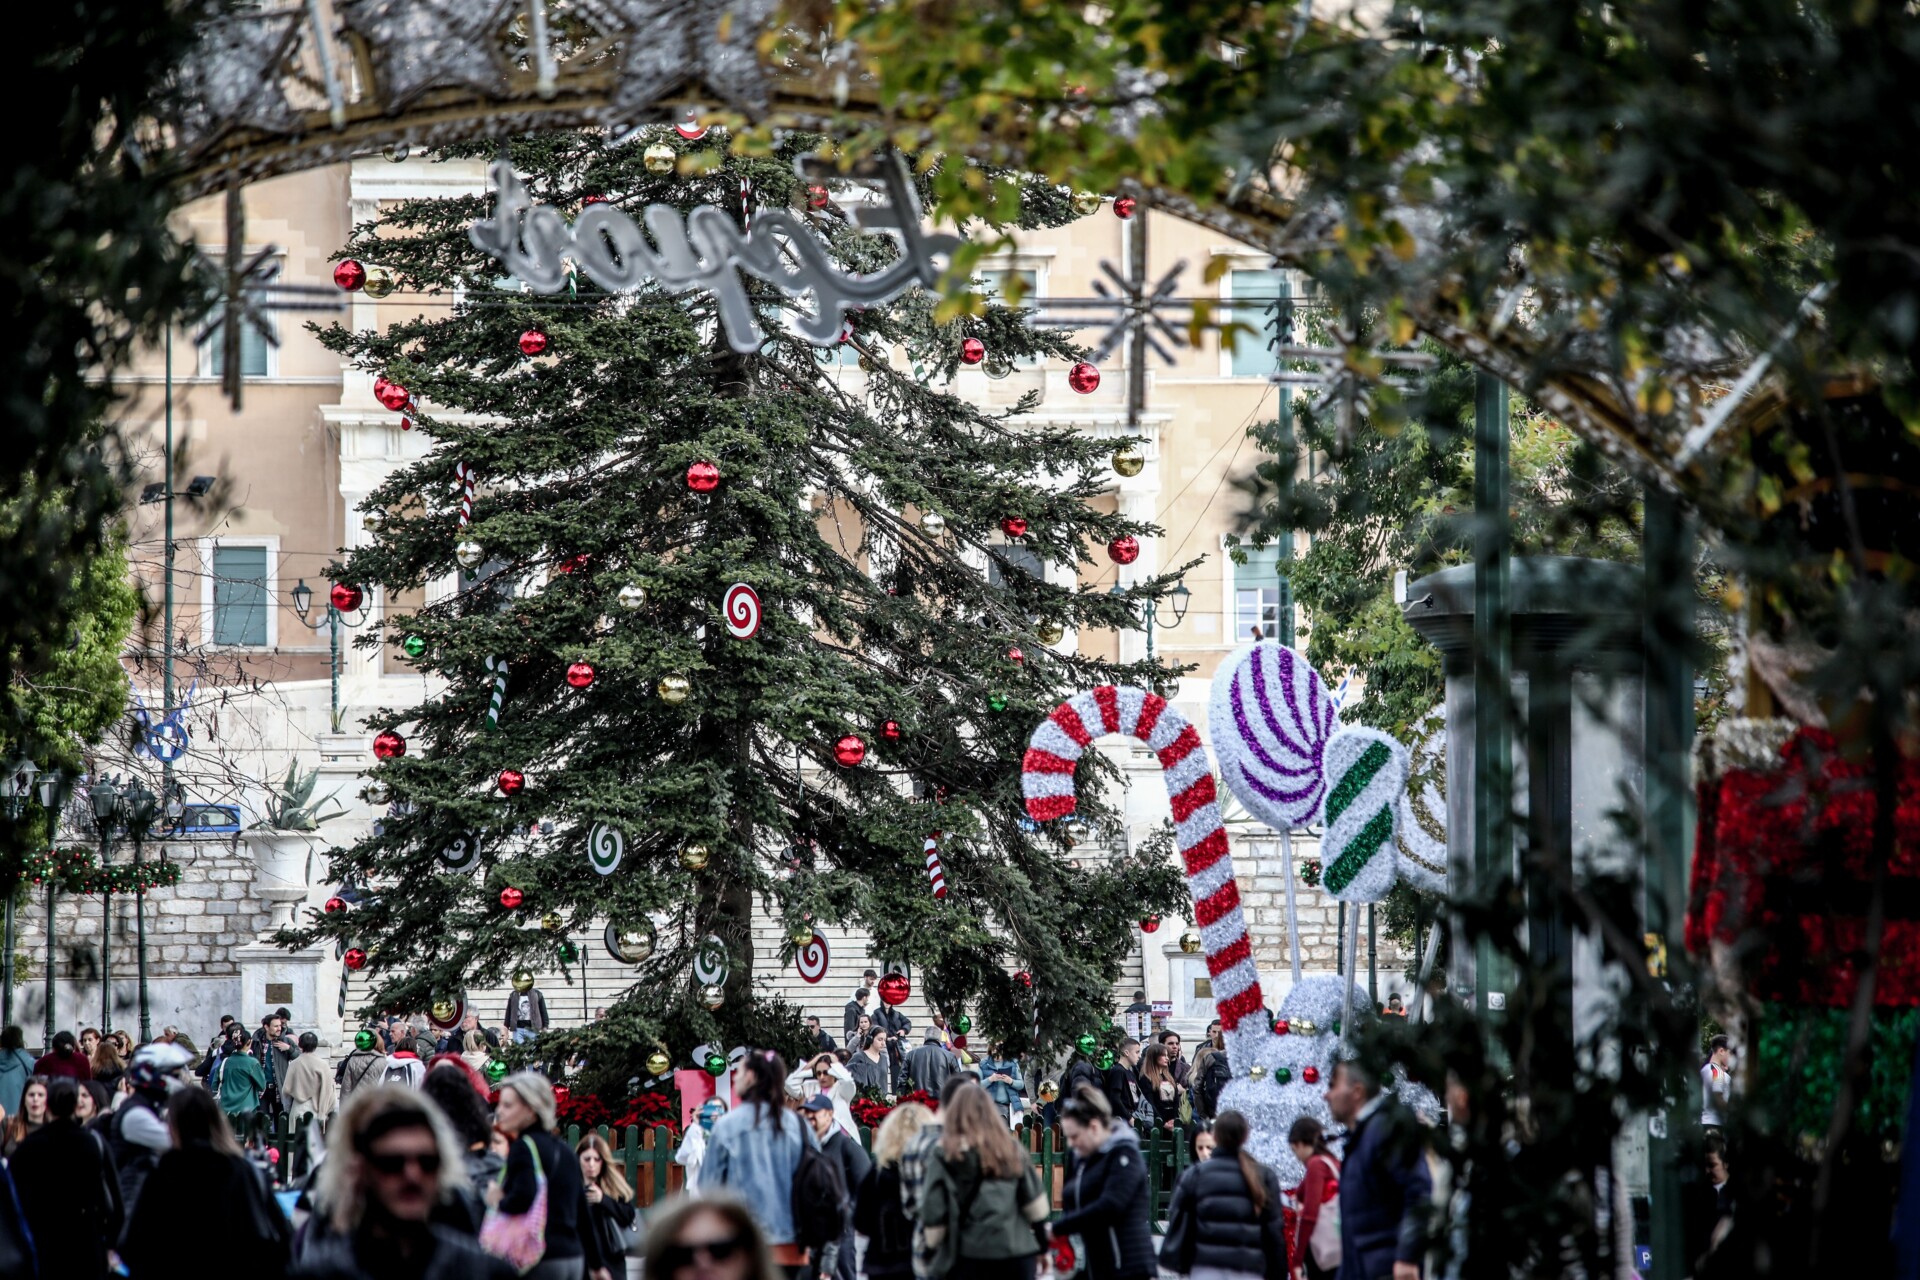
[{"xmin": 1219, "ymin": 973, "xmax": 1373, "ymax": 1182}]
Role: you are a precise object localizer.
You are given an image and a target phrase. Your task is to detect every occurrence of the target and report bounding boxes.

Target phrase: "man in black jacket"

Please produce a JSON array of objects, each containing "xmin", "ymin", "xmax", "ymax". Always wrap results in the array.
[
  {"xmin": 804, "ymin": 1094, "xmax": 870, "ymax": 1280},
  {"xmin": 252, "ymin": 1012, "xmax": 299, "ymax": 1119},
  {"xmin": 807, "ymin": 1015, "xmax": 838, "ymax": 1054},
  {"xmin": 905, "ymin": 1030, "xmax": 957, "ymax": 1096},
  {"xmin": 1063, "ymin": 1050, "xmax": 1105, "ymax": 1111},
  {"xmin": 1102, "ymin": 1038, "xmax": 1143, "ymax": 1123},
  {"xmin": 1327, "ymin": 1058, "xmax": 1431, "ymax": 1280},
  {"xmin": 844, "ymin": 971, "xmax": 879, "ymax": 1039}
]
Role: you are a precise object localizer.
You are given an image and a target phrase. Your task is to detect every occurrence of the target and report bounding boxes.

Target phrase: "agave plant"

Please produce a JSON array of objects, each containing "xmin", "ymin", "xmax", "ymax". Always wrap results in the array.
[{"xmin": 252, "ymin": 763, "xmax": 344, "ymax": 832}]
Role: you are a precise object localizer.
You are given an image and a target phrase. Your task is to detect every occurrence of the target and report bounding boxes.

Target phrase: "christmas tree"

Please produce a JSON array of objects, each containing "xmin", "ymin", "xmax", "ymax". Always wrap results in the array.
[{"xmin": 300, "ymin": 130, "xmax": 1189, "ymax": 1084}]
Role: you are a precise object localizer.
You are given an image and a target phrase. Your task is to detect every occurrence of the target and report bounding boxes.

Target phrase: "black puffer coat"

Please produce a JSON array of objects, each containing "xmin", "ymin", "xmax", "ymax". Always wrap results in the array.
[
  {"xmin": 1160, "ymin": 1153, "xmax": 1290, "ymax": 1278},
  {"xmin": 1053, "ymin": 1125, "xmax": 1156, "ymax": 1280}
]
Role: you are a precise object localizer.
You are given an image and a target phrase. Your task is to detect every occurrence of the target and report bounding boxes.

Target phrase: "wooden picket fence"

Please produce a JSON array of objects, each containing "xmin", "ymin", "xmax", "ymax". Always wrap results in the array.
[{"xmin": 253, "ymin": 1113, "xmax": 1195, "ymax": 1227}]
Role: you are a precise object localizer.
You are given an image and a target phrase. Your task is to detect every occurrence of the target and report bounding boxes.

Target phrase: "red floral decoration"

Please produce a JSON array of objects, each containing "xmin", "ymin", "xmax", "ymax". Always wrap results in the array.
[{"xmin": 1686, "ymin": 725, "xmax": 1920, "ymax": 1007}]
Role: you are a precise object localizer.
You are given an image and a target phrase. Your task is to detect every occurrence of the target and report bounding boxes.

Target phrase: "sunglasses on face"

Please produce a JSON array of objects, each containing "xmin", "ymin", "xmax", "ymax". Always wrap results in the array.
[
  {"xmin": 366, "ymin": 1150, "xmax": 442, "ymax": 1176},
  {"xmin": 663, "ymin": 1235, "xmax": 746, "ymax": 1270}
]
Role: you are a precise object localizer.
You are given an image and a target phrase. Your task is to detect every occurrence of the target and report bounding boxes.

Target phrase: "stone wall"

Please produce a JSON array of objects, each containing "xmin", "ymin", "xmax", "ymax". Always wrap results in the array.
[{"xmin": 8, "ymin": 835, "xmax": 274, "ymax": 1045}]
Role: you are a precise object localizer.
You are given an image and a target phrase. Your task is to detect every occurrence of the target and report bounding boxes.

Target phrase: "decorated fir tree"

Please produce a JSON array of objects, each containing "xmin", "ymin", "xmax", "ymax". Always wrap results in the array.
[{"xmin": 299, "ymin": 130, "xmax": 1188, "ymax": 1083}]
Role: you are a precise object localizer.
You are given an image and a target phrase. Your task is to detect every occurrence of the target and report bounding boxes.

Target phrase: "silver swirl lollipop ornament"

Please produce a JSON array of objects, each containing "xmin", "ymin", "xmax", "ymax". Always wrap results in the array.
[
  {"xmin": 587, "ymin": 821, "xmax": 624, "ymax": 876},
  {"xmin": 722, "ymin": 583, "xmax": 761, "ymax": 639},
  {"xmin": 1394, "ymin": 708, "xmax": 1449, "ymax": 893},
  {"xmin": 795, "ymin": 932, "xmax": 830, "ymax": 984},
  {"xmin": 692, "ymin": 934, "xmax": 731, "ymax": 986},
  {"xmin": 438, "ymin": 832, "xmax": 481, "ymax": 872}
]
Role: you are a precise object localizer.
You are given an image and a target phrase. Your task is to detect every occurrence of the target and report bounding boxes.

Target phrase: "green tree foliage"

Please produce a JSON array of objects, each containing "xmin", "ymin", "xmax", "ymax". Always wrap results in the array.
[{"xmin": 297, "ymin": 132, "xmax": 1190, "ymax": 1080}]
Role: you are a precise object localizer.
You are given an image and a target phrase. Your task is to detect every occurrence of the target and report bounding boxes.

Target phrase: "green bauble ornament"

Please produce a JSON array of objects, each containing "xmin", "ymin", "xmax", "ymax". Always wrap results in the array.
[
  {"xmin": 704, "ymin": 1051, "xmax": 727, "ymax": 1076},
  {"xmin": 953, "ymin": 1014, "xmax": 972, "ymax": 1035},
  {"xmin": 988, "ymin": 693, "xmax": 1009, "ymax": 713},
  {"xmin": 1075, "ymin": 1032, "xmax": 1097, "ymax": 1056},
  {"xmin": 402, "ymin": 634, "xmax": 426, "ymax": 659},
  {"xmin": 1275, "ymin": 1066, "xmax": 1292, "ymax": 1084},
  {"xmin": 1095, "ymin": 1048, "xmax": 1115, "ymax": 1071},
  {"xmin": 484, "ymin": 1058, "xmax": 508, "ymax": 1085},
  {"xmin": 355, "ymin": 1030, "xmax": 375, "ymax": 1051},
  {"xmin": 1099, "ymin": 1017, "xmax": 1114, "ymax": 1034},
  {"xmin": 557, "ymin": 940, "xmax": 578, "ymax": 964}
]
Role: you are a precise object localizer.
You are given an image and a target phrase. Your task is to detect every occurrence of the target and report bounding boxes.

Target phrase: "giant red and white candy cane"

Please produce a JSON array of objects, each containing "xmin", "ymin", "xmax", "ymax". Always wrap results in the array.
[{"xmin": 1023, "ymin": 685, "xmax": 1265, "ymax": 1032}]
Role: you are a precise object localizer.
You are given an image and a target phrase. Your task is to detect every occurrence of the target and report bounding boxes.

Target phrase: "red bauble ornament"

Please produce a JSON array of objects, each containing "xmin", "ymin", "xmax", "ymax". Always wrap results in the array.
[
  {"xmin": 329, "ymin": 582, "xmax": 364, "ymax": 612},
  {"xmin": 1068, "ymin": 362, "xmax": 1101, "ymax": 394},
  {"xmin": 566, "ymin": 661, "xmax": 595, "ymax": 690},
  {"xmin": 1113, "ymin": 195, "xmax": 1137, "ymax": 219},
  {"xmin": 499, "ymin": 886, "xmax": 525, "ymax": 909},
  {"xmin": 333, "ymin": 260, "xmax": 367, "ymax": 291},
  {"xmin": 552, "ymin": 1084, "xmax": 570, "ymax": 1108},
  {"xmin": 1014, "ymin": 970, "xmax": 1033, "ymax": 988},
  {"xmin": 1008, "ymin": 647, "xmax": 1025, "ymax": 664},
  {"xmin": 325, "ymin": 896, "xmax": 347, "ymax": 914},
  {"xmin": 877, "ymin": 972, "xmax": 911, "ymax": 1006},
  {"xmin": 834, "ymin": 734, "xmax": 867, "ymax": 767},
  {"xmin": 583, "ymin": 194, "xmax": 608, "ymax": 204},
  {"xmin": 1302, "ymin": 1065, "xmax": 1320, "ymax": 1084},
  {"xmin": 498, "ymin": 768, "xmax": 526, "ymax": 796},
  {"xmin": 1107, "ymin": 535, "xmax": 1140, "ymax": 565},
  {"xmin": 372, "ymin": 730, "xmax": 406, "ymax": 760},
  {"xmin": 400, "ymin": 416, "xmax": 413, "ymax": 431},
  {"xmin": 556, "ymin": 553, "xmax": 590, "ymax": 575},
  {"xmin": 518, "ymin": 329, "xmax": 549, "ymax": 357},
  {"xmin": 375, "ymin": 380, "xmax": 411, "ymax": 411},
  {"xmin": 1140, "ymin": 915, "xmax": 1160, "ymax": 933},
  {"xmin": 881, "ymin": 719, "xmax": 902, "ymax": 741},
  {"xmin": 806, "ymin": 184, "xmax": 831, "ymax": 210},
  {"xmin": 1274, "ymin": 1018, "xmax": 1290, "ymax": 1035},
  {"xmin": 999, "ymin": 515, "xmax": 1028, "ymax": 538},
  {"xmin": 960, "ymin": 337, "xmax": 987, "ymax": 365},
  {"xmin": 687, "ymin": 460, "xmax": 721, "ymax": 493},
  {"xmin": 343, "ymin": 947, "xmax": 368, "ymax": 971}
]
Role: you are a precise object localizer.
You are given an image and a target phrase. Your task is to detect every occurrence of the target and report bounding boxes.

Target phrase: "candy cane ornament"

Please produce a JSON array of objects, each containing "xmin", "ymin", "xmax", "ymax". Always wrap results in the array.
[
  {"xmin": 1023, "ymin": 686, "xmax": 1264, "ymax": 1034},
  {"xmin": 924, "ymin": 833, "xmax": 948, "ymax": 899},
  {"xmin": 455, "ymin": 462, "xmax": 475, "ymax": 527},
  {"xmin": 484, "ymin": 655, "xmax": 509, "ymax": 731}
]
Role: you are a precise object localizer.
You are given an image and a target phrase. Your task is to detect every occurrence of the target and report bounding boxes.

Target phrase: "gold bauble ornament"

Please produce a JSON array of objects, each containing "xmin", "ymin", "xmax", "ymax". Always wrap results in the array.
[
  {"xmin": 1038, "ymin": 1079, "xmax": 1060, "ymax": 1103},
  {"xmin": 918, "ymin": 511, "xmax": 947, "ymax": 537},
  {"xmin": 1179, "ymin": 928, "xmax": 1203, "ymax": 954},
  {"xmin": 1292, "ymin": 1018, "xmax": 1318, "ymax": 1037},
  {"xmin": 645, "ymin": 1050, "xmax": 672, "ymax": 1076},
  {"xmin": 658, "ymin": 673, "xmax": 692, "ymax": 705},
  {"xmin": 701, "ymin": 983, "xmax": 726, "ymax": 1009},
  {"xmin": 1111, "ymin": 442, "xmax": 1147, "ymax": 478},
  {"xmin": 511, "ymin": 969, "xmax": 535, "ymax": 993},
  {"xmin": 614, "ymin": 923, "xmax": 657, "ymax": 964},
  {"xmin": 1248, "ymin": 1063, "xmax": 1268, "ymax": 1080},
  {"xmin": 431, "ymin": 997, "xmax": 458, "ymax": 1024},
  {"xmin": 541, "ymin": 912, "xmax": 563, "ymax": 932},
  {"xmin": 1035, "ymin": 619, "xmax": 1066, "ymax": 646},
  {"xmin": 1071, "ymin": 191, "xmax": 1104, "ymax": 216},
  {"xmin": 362, "ymin": 265, "xmax": 396, "ymax": 299},
  {"xmin": 644, "ymin": 142, "xmax": 676, "ymax": 173},
  {"xmin": 679, "ymin": 842, "xmax": 711, "ymax": 870},
  {"xmin": 455, "ymin": 539, "xmax": 484, "ymax": 569},
  {"xmin": 788, "ymin": 922, "xmax": 815, "ymax": 948}
]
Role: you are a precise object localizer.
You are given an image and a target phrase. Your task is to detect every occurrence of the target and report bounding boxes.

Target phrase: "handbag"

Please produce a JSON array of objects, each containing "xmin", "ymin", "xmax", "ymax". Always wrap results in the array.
[
  {"xmin": 1307, "ymin": 1155, "xmax": 1342, "ymax": 1270},
  {"xmin": 480, "ymin": 1136, "xmax": 550, "ymax": 1273}
]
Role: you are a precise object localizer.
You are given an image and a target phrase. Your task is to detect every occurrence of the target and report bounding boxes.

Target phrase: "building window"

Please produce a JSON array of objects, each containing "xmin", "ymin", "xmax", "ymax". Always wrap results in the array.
[
  {"xmin": 1225, "ymin": 267, "xmax": 1289, "ymax": 378},
  {"xmin": 1232, "ymin": 545, "xmax": 1292, "ymax": 645},
  {"xmin": 201, "ymin": 312, "xmax": 272, "ymax": 379},
  {"xmin": 210, "ymin": 545, "xmax": 270, "ymax": 646},
  {"xmin": 988, "ymin": 543, "xmax": 1043, "ymax": 590}
]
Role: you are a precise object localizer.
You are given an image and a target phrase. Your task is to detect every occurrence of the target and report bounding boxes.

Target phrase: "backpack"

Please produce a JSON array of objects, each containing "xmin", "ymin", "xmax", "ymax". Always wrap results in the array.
[
  {"xmin": 791, "ymin": 1136, "xmax": 848, "ymax": 1250},
  {"xmin": 383, "ymin": 1060, "xmax": 416, "ymax": 1085},
  {"xmin": 1307, "ymin": 1153, "xmax": 1342, "ymax": 1270}
]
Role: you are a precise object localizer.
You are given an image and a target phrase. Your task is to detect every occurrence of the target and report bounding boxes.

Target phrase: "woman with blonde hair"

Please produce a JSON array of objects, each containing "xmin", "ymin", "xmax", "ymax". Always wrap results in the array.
[
  {"xmin": 461, "ymin": 1028, "xmax": 492, "ymax": 1075},
  {"xmin": 920, "ymin": 1083, "xmax": 1049, "ymax": 1280},
  {"xmin": 642, "ymin": 1191, "xmax": 782, "ymax": 1280},
  {"xmin": 577, "ymin": 1131, "xmax": 638, "ymax": 1264},
  {"xmin": 489, "ymin": 1071, "xmax": 609, "ymax": 1279},
  {"xmin": 855, "ymin": 1102, "xmax": 934, "ymax": 1280}
]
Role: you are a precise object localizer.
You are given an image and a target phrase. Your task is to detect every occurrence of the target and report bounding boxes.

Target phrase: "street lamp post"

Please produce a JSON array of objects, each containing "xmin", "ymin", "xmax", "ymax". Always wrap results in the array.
[
  {"xmin": 1110, "ymin": 580, "xmax": 1193, "ymax": 669},
  {"xmin": 123, "ymin": 781, "xmax": 159, "ymax": 1042},
  {"xmin": 89, "ymin": 777, "xmax": 119, "ymax": 1034},
  {"xmin": 290, "ymin": 579, "xmax": 369, "ymax": 732}
]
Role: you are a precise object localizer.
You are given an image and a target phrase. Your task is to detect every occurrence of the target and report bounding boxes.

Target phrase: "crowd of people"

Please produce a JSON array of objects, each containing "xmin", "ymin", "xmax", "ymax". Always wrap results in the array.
[{"xmin": 0, "ymin": 996, "xmax": 1744, "ymax": 1280}]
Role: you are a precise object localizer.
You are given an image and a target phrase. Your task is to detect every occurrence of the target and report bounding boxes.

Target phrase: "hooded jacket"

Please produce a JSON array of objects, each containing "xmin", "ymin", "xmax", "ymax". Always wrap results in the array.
[{"xmin": 1052, "ymin": 1123, "xmax": 1156, "ymax": 1280}]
